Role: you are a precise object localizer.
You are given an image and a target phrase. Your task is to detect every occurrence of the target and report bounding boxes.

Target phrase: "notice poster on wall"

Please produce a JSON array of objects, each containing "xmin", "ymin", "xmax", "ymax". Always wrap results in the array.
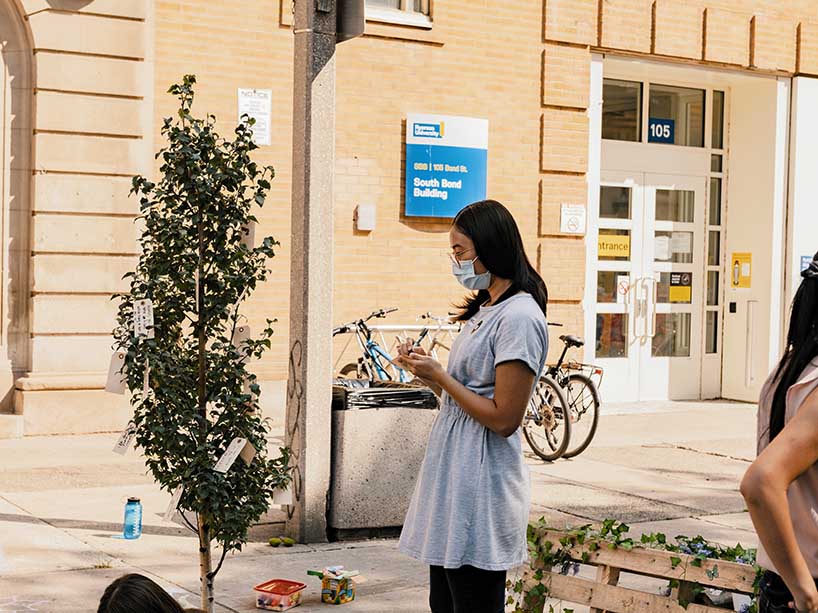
[
  {"xmin": 237, "ymin": 89, "xmax": 272, "ymax": 146},
  {"xmin": 405, "ymin": 114, "xmax": 488, "ymax": 218}
]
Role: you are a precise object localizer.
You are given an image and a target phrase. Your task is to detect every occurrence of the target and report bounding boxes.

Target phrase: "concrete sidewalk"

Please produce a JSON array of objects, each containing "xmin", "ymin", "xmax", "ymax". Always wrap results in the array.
[{"xmin": 0, "ymin": 401, "xmax": 758, "ymax": 612}]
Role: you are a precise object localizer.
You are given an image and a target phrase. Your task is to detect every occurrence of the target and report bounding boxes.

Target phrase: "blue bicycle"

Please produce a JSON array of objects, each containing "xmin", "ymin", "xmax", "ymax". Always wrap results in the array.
[{"xmin": 334, "ymin": 307, "xmax": 413, "ymax": 382}]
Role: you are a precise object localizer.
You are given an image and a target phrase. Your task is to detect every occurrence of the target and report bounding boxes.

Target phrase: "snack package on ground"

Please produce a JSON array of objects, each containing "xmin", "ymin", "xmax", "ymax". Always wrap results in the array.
[
  {"xmin": 253, "ymin": 579, "xmax": 306, "ymax": 611},
  {"xmin": 307, "ymin": 567, "xmax": 361, "ymax": 605}
]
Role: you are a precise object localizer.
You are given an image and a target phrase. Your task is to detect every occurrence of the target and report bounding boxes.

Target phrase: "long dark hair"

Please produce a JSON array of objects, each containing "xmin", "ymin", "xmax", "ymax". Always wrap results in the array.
[
  {"xmin": 98, "ymin": 574, "xmax": 189, "ymax": 613},
  {"xmin": 769, "ymin": 251, "xmax": 818, "ymax": 440},
  {"xmin": 451, "ymin": 200, "xmax": 548, "ymax": 322}
]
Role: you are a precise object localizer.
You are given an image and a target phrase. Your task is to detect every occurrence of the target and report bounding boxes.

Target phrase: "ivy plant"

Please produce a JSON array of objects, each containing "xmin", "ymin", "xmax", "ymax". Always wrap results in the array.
[{"xmin": 112, "ymin": 75, "xmax": 291, "ymax": 612}]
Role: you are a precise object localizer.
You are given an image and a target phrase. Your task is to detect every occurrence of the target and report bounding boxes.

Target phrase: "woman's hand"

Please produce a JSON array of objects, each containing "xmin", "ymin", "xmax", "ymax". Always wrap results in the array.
[
  {"xmin": 791, "ymin": 585, "xmax": 818, "ymax": 612},
  {"xmin": 394, "ymin": 346, "xmax": 445, "ymax": 385}
]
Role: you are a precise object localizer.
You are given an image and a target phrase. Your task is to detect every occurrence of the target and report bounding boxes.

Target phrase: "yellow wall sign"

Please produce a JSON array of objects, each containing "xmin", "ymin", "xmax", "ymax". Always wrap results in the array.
[
  {"xmin": 669, "ymin": 272, "xmax": 692, "ymax": 303},
  {"xmin": 598, "ymin": 234, "xmax": 630, "ymax": 259},
  {"xmin": 731, "ymin": 252, "xmax": 752, "ymax": 288}
]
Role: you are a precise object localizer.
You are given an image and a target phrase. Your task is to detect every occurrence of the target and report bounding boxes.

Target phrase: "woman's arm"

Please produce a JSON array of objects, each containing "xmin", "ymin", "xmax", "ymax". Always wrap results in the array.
[
  {"xmin": 740, "ymin": 387, "xmax": 818, "ymax": 610},
  {"xmin": 394, "ymin": 351, "xmax": 535, "ymax": 437}
]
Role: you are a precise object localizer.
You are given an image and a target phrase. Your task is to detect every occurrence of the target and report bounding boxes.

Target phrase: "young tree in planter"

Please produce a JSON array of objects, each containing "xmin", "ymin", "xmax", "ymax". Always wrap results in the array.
[{"xmin": 112, "ymin": 75, "xmax": 290, "ymax": 613}]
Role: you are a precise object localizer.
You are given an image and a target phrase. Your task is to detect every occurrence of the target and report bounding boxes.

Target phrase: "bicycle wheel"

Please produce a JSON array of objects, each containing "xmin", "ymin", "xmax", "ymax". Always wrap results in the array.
[
  {"xmin": 339, "ymin": 362, "xmax": 365, "ymax": 378},
  {"xmin": 561, "ymin": 373, "xmax": 601, "ymax": 459},
  {"xmin": 522, "ymin": 376, "xmax": 571, "ymax": 462}
]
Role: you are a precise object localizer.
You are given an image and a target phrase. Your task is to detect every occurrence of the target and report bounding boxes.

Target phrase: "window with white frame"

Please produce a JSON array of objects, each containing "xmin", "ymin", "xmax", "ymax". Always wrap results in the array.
[{"xmin": 366, "ymin": 0, "xmax": 432, "ymax": 28}]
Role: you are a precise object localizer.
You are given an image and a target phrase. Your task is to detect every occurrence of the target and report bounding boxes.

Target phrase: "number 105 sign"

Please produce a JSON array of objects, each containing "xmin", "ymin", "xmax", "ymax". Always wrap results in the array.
[{"xmin": 648, "ymin": 118, "xmax": 674, "ymax": 144}]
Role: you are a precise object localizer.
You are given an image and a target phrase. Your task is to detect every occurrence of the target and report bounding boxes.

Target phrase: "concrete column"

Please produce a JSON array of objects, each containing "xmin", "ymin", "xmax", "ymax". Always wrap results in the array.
[
  {"xmin": 285, "ymin": 0, "xmax": 336, "ymax": 543},
  {"xmin": 787, "ymin": 77, "xmax": 818, "ymax": 307}
]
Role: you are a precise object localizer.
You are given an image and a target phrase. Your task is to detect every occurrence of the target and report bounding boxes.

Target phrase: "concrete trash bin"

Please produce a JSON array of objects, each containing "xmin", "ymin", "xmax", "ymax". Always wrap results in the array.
[{"xmin": 328, "ymin": 380, "xmax": 438, "ymax": 537}]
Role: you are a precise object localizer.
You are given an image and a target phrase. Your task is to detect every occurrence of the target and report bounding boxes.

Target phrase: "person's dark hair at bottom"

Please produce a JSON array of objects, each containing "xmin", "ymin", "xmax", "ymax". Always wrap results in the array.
[{"xmin": 98, "ymin": 573, "xmax": 203, "ymax": 613}]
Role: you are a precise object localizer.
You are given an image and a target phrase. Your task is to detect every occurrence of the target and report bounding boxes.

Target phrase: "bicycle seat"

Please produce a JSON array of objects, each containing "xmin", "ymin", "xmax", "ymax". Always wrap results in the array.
[{"xmin": 560, "ymin": 334, "xmax": 585, "ymax": 348}]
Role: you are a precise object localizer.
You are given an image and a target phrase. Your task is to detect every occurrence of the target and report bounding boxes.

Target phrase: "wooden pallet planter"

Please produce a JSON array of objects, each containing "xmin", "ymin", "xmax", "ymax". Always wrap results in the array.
[{"xmin": 518, "ymin": 529, "xmax": 757, "ymax": 613}]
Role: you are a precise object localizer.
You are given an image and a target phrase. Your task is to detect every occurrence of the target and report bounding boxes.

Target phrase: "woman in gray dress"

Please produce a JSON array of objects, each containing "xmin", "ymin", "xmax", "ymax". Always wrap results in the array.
[{"xmin": 395, "ymin": 200, "xmax": 549, "ymax": 613}]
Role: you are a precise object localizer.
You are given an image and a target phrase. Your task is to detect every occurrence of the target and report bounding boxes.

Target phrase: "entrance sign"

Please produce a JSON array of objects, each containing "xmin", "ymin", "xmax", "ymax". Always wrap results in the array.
[
  {"xmin": 405, "ymin": 114, "xmax": 488, "ymax": 218},
  {"xmin": 731, "ymin": 252, "xmax": 752, "ymax": 288},
  {"xmin": 598, "ymin": 234, "xmax": 630, "ymax": 259},
  {"xmin": 237, "ymin": 89, "xmax": 272, "ymax": 146},
  {"xmin": 669, "ymin": 272, "xmax": 692, "ymax": 303},
  {"xmin": 560, "ymin": 204, "xmax": 586, "ymax": 234},
  {"xmin": 648, "ymin": 118, "xmax": 674, "ymax": 144}
]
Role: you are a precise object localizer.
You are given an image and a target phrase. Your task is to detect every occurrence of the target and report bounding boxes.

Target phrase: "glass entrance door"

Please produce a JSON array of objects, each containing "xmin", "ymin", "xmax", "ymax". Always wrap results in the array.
[{"xmin": 594, "ymin": 172, "xmax": 706, "ymax": 401}]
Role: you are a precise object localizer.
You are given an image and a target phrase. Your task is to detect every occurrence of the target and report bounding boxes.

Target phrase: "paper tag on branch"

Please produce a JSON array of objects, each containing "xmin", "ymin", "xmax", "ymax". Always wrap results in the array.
[
  {"xmin": 239, "ymin": 440, "xmax": 256, "ymax": 466},
  {"xmin": 272, "ymin": 485, "xmax": 293, "ymax": 506},
  {"xmin": 112, "ymin": 421, "xmax": 137, "ymax": 455},
  {"xmin": 240, "ymin": 222, "xmax": 255, "ymax": 250},
  {"xmin": 164, "ymin": 487, "xmax": 183, "ymax": 522},
  {"xmin": 232, "ymin": 324, "xmax": 252, "ymax": 352},
  {"xmin": 213, "ymin": 437, "xmax": 247, "ymax": 473},
  {"xmin": 170, "ymin": 507, "xmax": 196, "ymax": 528},
  {"xmin": 133, "ymin": 299, "xmax": 155, "ymax": 339},
  {"xmin": 105, "ymin": 351, "xmax": 127, "ymax": 394}
]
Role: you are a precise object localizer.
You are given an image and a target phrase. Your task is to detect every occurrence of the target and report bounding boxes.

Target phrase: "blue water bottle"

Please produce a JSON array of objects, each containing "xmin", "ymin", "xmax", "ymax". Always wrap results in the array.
[{"xmin": 123, "ymin": 497, "xmax": 143, "ymax": 539}]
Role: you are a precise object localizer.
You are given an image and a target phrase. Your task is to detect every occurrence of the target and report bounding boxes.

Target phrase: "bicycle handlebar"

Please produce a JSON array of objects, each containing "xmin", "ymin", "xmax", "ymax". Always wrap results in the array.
[{"xmin": 364, "ymin": 307, "xmax": 398, "ymax": 322}]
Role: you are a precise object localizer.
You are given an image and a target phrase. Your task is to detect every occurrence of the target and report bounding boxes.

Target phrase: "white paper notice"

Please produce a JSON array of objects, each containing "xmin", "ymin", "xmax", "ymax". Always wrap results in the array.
[
  {"xmin": 164, "ymin": 487, "xmax": 183, "ymax": 522},
  {"xmin": 105, "ymin": 351, "xmax": 127, "ymax": 394},
  {"xmin": 113, "ymin": 421, "xmax": 137, "ymax": 455},
  {"xmin": 133, "ymin": 299, "xmax": 155, "ymax": 339},
  {"xmin": 213, "ymin": 437, "xmax": 247, "ymax": 473},
  {"xmin": 742, "ymin": 263, "xmax": 751, "ymax": 276},
  {"xmin": 671, "ymin": 232, "xmax": 693, "ymax": 254},
  {"xmin": 237, "ymin": 89, "xmax": 272, "ymax": 146},
  {"xmin": 654, "ymin": 236, "xmax": 671, "ymax": 261},
  {"xmin": 272, "ymin": 485, "xmax": 293, "ymax": 506},
  {"xmin": 559, "ymin": 203, "xmax": 587, "ymax": 235}
]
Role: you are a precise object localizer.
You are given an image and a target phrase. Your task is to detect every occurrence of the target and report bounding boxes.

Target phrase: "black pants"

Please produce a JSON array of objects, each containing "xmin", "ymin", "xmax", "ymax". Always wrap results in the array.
[
  {"xmin": 758, "ymin": 570, "xmax": 818, "ymax": 612},
  {"xmin": 429, "ymin": 565, "xmax": 506, "ymax": 613}
]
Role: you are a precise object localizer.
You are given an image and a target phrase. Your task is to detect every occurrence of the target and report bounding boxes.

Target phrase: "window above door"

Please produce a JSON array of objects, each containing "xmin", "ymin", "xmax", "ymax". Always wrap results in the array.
[{"xmin": 602, "ymin": 78, "xmax": 724, "ymax": 151}]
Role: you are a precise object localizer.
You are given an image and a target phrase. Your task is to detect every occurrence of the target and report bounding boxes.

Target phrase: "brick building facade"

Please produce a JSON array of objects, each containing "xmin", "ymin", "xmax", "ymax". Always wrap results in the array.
[{"xmin": 1, "ymin": 0, "xmax": 817, "ymax": 435}]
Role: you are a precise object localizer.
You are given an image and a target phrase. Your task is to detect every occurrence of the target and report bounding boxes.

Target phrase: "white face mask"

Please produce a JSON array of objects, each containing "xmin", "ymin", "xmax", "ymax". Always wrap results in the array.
[{"xmin": 452, "ymin": 256, "xmax": 491, "ymax": 290}]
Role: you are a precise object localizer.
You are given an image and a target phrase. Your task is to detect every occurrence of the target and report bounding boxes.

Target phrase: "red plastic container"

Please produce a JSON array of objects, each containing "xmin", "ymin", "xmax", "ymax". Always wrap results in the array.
[{"xmin": 253, "ymin": 579, "xmax": 307, "ymax": 611}]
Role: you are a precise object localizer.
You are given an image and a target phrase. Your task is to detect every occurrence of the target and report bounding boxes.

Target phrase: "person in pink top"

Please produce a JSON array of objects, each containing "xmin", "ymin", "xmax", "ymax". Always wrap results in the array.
[{"xmin": 742, "ymin": 252, "xmax": 818, "ymax": 613}]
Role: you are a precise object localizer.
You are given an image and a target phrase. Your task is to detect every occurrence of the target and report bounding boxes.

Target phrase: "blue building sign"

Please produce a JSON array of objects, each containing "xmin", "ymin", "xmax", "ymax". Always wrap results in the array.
[
  {"xmin": 405, "ymin": 114, "xmax": 488, "ymax": 218},
  {"xmin": 648, "ymin": 118, "xmax": 675, "ymax": 144}
]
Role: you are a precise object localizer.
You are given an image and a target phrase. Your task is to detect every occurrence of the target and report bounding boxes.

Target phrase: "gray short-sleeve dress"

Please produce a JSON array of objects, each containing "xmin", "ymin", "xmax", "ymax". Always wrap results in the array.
[{"xmin": 398, "ymin": 292, "xmax": 549, "ymax": 571}]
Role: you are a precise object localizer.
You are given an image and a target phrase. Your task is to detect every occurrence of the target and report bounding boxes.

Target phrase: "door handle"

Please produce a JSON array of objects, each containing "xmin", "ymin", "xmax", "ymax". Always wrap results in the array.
[
  {"xmin": 631, "ymin": 277, "xmax": 647, "ymax": 343},
  {"xmin": 646, "ymin": 276, "xmax": 658, "ymax": 339}
]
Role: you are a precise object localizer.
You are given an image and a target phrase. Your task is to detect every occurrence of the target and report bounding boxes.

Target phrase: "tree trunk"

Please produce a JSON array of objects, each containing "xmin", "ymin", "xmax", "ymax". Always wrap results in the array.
[
  {"xmin": 198, "ymin": 515, "xmax": 214, "ymax": 613},
  {"xmin": 197, "ymin": 201, "xmax": 213, "ymax": 612}
]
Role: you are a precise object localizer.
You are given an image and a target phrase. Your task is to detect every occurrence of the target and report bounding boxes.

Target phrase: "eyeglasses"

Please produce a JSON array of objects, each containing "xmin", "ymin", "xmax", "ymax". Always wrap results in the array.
[{"xmin": 447, "ymin": 248, "xmax": 476, "ymax": 269}]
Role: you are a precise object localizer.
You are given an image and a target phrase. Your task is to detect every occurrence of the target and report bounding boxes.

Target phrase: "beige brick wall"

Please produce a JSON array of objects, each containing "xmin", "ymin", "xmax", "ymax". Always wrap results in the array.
[
  {"xmin": 14, "ymin": 0, "xmax": 818, "ymax": 425},
  {"xmin": 704, "ymin": 8, "xmax": 752, "ymax": 66},
  {"xmin": 654, "ymin": 1, "xmax": 704, "ymax": 59},
  {"xmin": 544, "ymin": 0, "xmax": 597, "ymax": 45},
  {"xmin": 599, "ymin": 0, "xmax": 653, "ymax": 53}
]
